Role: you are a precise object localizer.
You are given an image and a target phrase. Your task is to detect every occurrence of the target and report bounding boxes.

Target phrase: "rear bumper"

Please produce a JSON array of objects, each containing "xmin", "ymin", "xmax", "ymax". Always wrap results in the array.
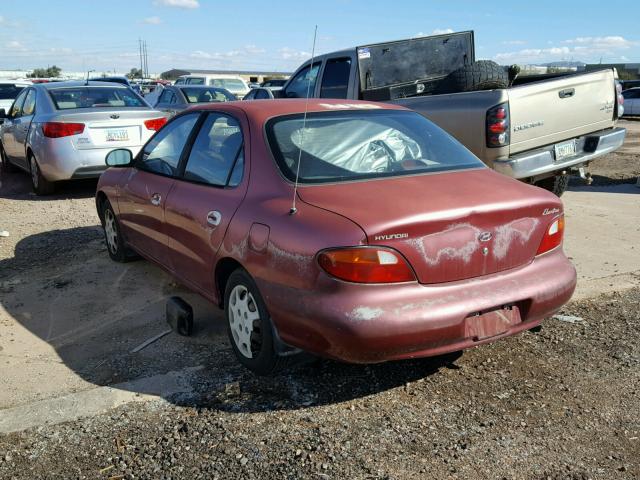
[
  {"xmin": 258, "ymin": 248, "xmax": 576, "ymax": 363},
  {"xmin": 34, "ymin": 139, "xmax": 143, "ymax": 182},
  {"xmin": 493, "ymin": 127, "xmax": 626, "ymax": 179}
]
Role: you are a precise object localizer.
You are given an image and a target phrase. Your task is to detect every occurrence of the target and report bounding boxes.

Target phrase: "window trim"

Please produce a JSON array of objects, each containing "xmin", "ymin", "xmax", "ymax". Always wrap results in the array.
[
  {"xmin": 319, "ymin": 57, "xmax": 352, "ymax": 99},
  {"xmin": 175, "ymin": 111, "xmax": 246, "ymax": 189},
  {"xmin": 134, "ymin": 112, "xmax": 204, "ymax": 179}
]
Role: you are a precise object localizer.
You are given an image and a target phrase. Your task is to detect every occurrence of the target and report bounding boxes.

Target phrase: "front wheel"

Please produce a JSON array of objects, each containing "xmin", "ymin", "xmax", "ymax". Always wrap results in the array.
[
  {"xmin": 224, "ymin": 269, "xmax": 290, "ymax": 375},
  {"xmin": 29, "ymin": 154, "xmax": 55, "ymax": 195},
  {"xmin": 101, "ymin": 199, "xmax": 138, "ymax": 262},
  {"xmin": 534, "ymin": 174, "xmax": 569, "ymax": 197}
]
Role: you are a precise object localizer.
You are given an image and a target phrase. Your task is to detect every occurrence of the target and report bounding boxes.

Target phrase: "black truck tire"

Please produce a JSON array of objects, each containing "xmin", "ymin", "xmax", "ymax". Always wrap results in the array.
[
  {"xmin": 534, "ymin": 174, "xmax": 570, "ymax": 197},
  {"xmin": 439, "ymin": 60, "xmax": 509, "ymax": 94}
]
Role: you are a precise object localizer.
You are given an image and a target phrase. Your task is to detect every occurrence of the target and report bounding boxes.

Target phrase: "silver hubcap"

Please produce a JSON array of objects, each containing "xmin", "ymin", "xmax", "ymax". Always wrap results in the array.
[
  {"xmin": 228, "ymin": 285, "xmax": 260, "ymax": 359},
  {"xmin": 30, "ymin": 157, "xmax": 38, "ymax": 188},
  {"xmin": 104, "ymin": 209, "xmax": 118, "ymax": 254}
]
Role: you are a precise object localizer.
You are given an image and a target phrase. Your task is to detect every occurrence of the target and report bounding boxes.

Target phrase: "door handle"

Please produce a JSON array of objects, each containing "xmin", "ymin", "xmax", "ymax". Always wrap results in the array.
[
  {"xmin": 559, "ymin": 88, "xmax": 575, "ymax": 99},
  {"xmin": 207, "ymin": 210, "xmax": 222, "ymax": 227},
  {"xmin": 150, "ymin": 193, "xmax": 161, "ymax": 206}
]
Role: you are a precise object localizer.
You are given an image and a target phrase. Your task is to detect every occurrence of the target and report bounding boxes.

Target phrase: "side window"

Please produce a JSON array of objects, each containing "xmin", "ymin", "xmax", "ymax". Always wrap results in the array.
[
  {"xmin": 10, "ymin": 89, "xmax": 28, "ymax": 117},
  {"xmin": 255, "ymin": 89, "xmax": 271, "ymax": 100},
  {"xmin": 21, "ymin": 89, "xmax": 37, "ymax": 116},
  {"xmin": 140, "ymin": 113, "xmax": 199, "ymax": 176},
  {"xmin": 186, "ymin": 77, "xmax": 205, "ymax": 85},
  {"xmin": 183, "ymin": 113, "xmax": 243, "ymax": 187},
  {"xmin": 169, "ymin": 92, "xmax": 178, "ymax": 104},
  {"xmin": 283, "ymin": 62, "xmax": 321, "ymax": 98},
  {"xmin": 175, "ymin": 78, "xmax": 185, "ymax": 85},
  {"xmin": 623, "ymin": 90, "xmax": 639, "ymax": 99},
  {"xmin": 243, "ymin": 89, "xmax": 256, "ymax": 100},
  {"xmin": 158, "ymin": 89, "xmax": 173, "ymax": 104},
  {"xmin": 320, "ymin": 58, "xmax": 351, "ymax": 99}
]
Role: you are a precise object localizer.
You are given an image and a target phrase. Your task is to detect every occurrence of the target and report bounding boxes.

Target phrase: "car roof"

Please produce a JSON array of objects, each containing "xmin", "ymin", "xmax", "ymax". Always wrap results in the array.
[
  {"xmin": 0, "ymin": 81, "xmax": 32, "ymax": 86},
  {"xmin": 36, "ymin": 80, "xmax": 132, "ymax": 90},
  {"xmin": 185, "ymin": 98, "xmax": 407, "ymax": 123}
]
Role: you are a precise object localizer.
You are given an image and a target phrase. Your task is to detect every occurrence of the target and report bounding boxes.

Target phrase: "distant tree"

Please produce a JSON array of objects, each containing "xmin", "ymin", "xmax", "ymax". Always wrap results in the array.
[
  {"xmin": 28, "ymin": 65, "xmax": 62, "ymax": 78},
  {"xmin": 126, "ymin": 68, "xmax": 143, "ymax": 79}
]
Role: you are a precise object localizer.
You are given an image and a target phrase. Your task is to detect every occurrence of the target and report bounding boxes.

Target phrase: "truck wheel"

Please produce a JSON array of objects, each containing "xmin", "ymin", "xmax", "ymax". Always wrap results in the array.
[
  {"xmin": 439, "ymin": 60, "xmax": 508, "ymax": 94},
  {"xmin": 29, "ymin": 154, "xmax": 55, "ymax": 195},
  {"xmin": 535, "ymin": 174, "xmax": 570, "ymax": 197},
  {"xmin": 224, "ymin": 269, "xmax": 292, "ymax": 375}
]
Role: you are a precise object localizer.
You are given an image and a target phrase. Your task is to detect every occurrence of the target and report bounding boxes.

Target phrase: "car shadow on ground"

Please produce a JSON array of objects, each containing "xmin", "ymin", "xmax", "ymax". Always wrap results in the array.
[
  {"xmin": 0, "ymin": 170, "xmax": 98, "ymax": 200},
  {"xmin": 0, "ymin": 226, "xmax": 463, "ymax": 414}
]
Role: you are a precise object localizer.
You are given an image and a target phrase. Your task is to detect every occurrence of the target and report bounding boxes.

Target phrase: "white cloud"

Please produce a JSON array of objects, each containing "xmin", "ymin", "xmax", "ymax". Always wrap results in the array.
[
  {"xmin": 502, "ymin": 40, "xmax": 526, "ymax": 46},
  {"xmin": 142, "ymin": 16, "xmax": 162, "ymax": 24},
  {"xmin": 494, "ymin": 35, "xmax": 637, "ymax": 63},
  {"xmin": 154, "ymin": 0, "xmax": 199, "ymax": 8},
  {"xmin": 279, "ymin": 47, "xmax": 310, "ymax": 61},
  {"xmin": 414, "ymin": 28, "xmax": 454, "ymax": 37},
  {"xmin": 244, "ymin": 44, "xmax": 266, "ymax": 55},
  {"xmin": 6, "ymin": 40, "xmax": 27, "ymax": 51}
]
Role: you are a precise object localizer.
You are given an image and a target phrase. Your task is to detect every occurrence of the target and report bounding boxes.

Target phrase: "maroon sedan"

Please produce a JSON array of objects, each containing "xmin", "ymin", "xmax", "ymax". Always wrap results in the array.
[{"xmin": 96, "ymin": 99, "xmax": 576, "ymax": 374}]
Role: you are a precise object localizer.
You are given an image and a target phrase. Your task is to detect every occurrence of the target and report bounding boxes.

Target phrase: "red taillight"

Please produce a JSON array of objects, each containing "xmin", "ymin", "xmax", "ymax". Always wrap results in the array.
[
  {"xmin": 144, "ymin": 117, "xmax": 167, "ymax": 131},
  {"xmin": 536, "ymin": 215, "xmax": 565, "ymax": 255},
  {"xmin": 317, "ymin": 247, "xmax": 416, "ymax": 284},
  {"xmin": 42, "ymin": 122, "xmax": 85, "ymax": 138},
  {"xmin": 486, "ymin": 103, "xmax": 510, "ymax": 148}
]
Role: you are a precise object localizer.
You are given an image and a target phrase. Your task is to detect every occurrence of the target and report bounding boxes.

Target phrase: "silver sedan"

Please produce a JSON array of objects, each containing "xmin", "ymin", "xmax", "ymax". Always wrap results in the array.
[
  {"xmin": 153, "ymin": 85, "xmax": 235, "ymax": 118},
  {"xmin": 0, "ymin": 81, "xmax": 167, "ymax": 194}
]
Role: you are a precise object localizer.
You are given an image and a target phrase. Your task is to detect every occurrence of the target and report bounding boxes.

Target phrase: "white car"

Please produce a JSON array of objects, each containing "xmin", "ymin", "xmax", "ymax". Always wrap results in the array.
[
  {"xmin": 622, "ymin": 88, "xmax": 640, "ymax": 116},
  {"xmin": 174, "ymin": 74, "xmax": 249, "ymax": 99},
  {"xmin": 0, "ymin": 80, "xmax": 32, "ymax": 122}
]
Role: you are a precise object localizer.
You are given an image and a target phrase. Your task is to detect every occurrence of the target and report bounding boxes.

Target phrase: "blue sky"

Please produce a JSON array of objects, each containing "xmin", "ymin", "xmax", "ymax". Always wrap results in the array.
[{"xmin": 0, "ymin": 0, "xmax": 637, "ymax": 74}]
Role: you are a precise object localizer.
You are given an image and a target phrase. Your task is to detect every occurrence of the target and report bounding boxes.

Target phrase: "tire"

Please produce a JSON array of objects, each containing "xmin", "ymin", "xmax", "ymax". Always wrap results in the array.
[
  {"xmin": 534, "ymin": 174, "xmax": 569, "ymax": 197},
  {"xmin": 439, "ymin": 60, "xmax": 508, "ymax": 94},
  {"xmin": 224, "ymin": 269, "xmax": 291, "ymax": 375},
  {"xmin": 101, "ymin": 199, "xmax": 138, "ymax": 262},
  {"xmin": 29, "ymin": 154, "xmax": 55, "ymax": 195},
  {"xmin": 0, "ymin": 144, "xmax": 17, "ymax": 173}
]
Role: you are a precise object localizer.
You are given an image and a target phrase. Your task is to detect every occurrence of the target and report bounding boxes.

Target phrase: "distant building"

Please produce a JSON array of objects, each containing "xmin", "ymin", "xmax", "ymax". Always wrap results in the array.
[
  {"xmin": 584, "ymin": 63, "xmax": 640, "ymax": 79},
  {"xmin": 161, "ymin": 68, "xmax": 290, "ymax": 83}
]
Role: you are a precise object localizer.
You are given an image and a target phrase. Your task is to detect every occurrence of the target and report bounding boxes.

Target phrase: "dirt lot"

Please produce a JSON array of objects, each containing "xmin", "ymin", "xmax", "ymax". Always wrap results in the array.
[{"xmin": 0, "ymin": 120, "xmax": 638, "ymax": 479}]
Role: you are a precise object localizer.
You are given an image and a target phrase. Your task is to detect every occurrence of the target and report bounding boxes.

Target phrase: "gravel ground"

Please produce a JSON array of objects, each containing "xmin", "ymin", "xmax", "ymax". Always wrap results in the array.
[{"xmin": 0, "ymin": 288, "xmax": 638, "ymax": 480}]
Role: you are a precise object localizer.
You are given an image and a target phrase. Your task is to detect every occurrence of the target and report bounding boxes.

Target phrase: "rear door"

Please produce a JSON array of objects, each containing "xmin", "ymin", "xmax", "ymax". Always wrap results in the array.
[
  {"xmin": 11, "ymin": 88, "xmax": 37, "ymax": 168},
  {"xmin": 508, "ymin": 69, "xmax": 616, "ymax": 154},
  {"xmin": 164, "ymin": 111, "xmax": 247, "ymax": 293},
  {"xmin": 118, "ymin": 113, "xmax": 201, "ymax": 265}
]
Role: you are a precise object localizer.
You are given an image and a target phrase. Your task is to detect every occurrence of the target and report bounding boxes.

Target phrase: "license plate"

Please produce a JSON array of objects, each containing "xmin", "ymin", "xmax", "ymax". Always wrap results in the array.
[
  {"xmin": 465, "ymin": 305, "xmax": 521, "ymax": 341},
  {"xmin": 105, "ymin": 129, "xmax": 129, "ymax": 142},
  {"xmin": 554, "ymin": 139, "xmax": 577, "ymax": 161}
]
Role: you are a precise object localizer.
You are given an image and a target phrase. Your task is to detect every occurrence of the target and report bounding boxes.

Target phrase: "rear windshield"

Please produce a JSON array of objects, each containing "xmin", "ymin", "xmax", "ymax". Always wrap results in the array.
[
  {"xmin": 267, "ymin": 109, "xmax": 483, "ymax": 184},
  {"xmin": 49, "ymin": 87, "xmax": 146, "ymax": 110},
  {"xmin": 180, "ymin": 87, "xmax": 235, "ymax": 103},
  {"xmin": 209, "ymin": 78, "xmax": 245, "ymax": 90},
  {"xmin": 0, "ymin": 84, "xmax": 25, "ymax": 100}
]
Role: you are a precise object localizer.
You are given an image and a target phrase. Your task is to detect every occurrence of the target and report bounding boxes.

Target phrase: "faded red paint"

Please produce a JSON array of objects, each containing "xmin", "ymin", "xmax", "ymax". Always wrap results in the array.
[{"xmin": 97, "ymin": 99, "xmax": 577, "ymax": 364}]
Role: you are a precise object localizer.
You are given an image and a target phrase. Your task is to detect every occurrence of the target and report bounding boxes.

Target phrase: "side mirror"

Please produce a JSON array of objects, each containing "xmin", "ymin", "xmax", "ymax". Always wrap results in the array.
[{"xmin": 105, "ymin": 149, "xmax": 133, "ymax": 167}]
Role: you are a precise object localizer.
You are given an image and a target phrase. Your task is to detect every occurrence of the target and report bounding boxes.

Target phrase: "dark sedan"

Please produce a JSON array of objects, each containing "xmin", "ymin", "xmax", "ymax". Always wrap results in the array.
[{"xmin": 154, "ymin": 85, "xmax": 235, "ymax": 117}]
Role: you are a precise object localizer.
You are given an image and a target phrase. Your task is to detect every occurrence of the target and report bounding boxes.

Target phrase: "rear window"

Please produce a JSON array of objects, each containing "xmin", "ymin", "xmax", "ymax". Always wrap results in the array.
[
  {"xmin": 180, "ymin": 87, "xmax": 235, "ymax": 103},
  {"xmin": 185, "ymin": 77, "xmax": 205, "ymax": 85},
  {"xmin": 267, "ymin": 109, "xmax": 483, "ymax": 184},
  {"xmin": 0, "ymin": 84, "xmax": 25, "ymax": 100},
  {"xmin": 209, "ymin": 78, "xmax": 245, "ymax": 90},
  {"xmin": 48, "ymin": 87, "xmax": 146, "ymax": 110}
]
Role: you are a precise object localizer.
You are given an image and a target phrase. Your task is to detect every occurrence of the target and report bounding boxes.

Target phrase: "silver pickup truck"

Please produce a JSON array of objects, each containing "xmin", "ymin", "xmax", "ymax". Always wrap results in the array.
[{"xmin": 259, "ymin": 31, "xmax": 625, "ymax": 196}]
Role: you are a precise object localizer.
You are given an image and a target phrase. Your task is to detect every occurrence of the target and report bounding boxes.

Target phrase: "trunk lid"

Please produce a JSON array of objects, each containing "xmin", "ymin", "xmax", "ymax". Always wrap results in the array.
[
  {"xmin": 298, "ymin": 169, "xmax": 562, "ymax": 284},
  {"xmin": 508, "ymin": 69, "xmax": 616, "ymax": 154},
  {"xmin": 49, "ymin": 108, "xmax": 164, "ymax": 149}
]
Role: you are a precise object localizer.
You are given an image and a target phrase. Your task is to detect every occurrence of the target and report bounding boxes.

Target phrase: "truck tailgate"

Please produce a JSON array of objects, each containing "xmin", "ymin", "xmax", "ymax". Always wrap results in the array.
[{"xmin": 508, "ymin": 69, "xmax": 616, "ymax": 155}]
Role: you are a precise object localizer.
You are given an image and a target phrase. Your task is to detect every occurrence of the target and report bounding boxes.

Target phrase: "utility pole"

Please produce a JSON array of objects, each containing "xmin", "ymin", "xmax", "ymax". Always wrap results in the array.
[
  {"xmin": 139, "ymin": 38, "xmax": 144, "ymax": 80},
  {"xmin": 143, "ymin": 41, "xmax": 149, "ymax": 79}
]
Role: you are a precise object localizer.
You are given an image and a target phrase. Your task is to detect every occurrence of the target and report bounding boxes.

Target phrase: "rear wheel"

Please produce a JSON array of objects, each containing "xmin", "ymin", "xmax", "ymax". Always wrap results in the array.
[
  {"xmin": 29, "ymin": 154, "xmax": 55, "ymax": 195},
  {"xmin": 535, "ymin": 174, "xmax": 569, "ymax": 197},
  {"xmin": 224, "ymin": 269, "xmax": 290, "ymax": 375},
  {"xmin": 0, "ymin": 144, "xmax": 17, "ymax": 173}
]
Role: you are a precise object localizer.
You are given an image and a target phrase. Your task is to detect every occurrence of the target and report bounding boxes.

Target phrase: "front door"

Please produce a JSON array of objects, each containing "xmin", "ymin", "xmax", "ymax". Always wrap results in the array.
[
  {"xmin": 11, "ymin": 88, "xmax": 36, "ymax": 168},
  {"xmin": 117, "ymin": 112, "xmax": 200, "ymax": 265},
  {"xmin": 164, "ymin": 112, "xmax": 248, "ymax": 293},
  {"xmin": 1, "ymin": 88, "xmax": 28, "ymax": 160}
]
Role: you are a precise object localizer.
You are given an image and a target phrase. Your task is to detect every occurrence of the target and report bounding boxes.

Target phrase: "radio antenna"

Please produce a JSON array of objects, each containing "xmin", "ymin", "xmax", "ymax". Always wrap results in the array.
[{"xmin": 290, "ymin": 25, "xmax": 318, "ymax": 215}]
